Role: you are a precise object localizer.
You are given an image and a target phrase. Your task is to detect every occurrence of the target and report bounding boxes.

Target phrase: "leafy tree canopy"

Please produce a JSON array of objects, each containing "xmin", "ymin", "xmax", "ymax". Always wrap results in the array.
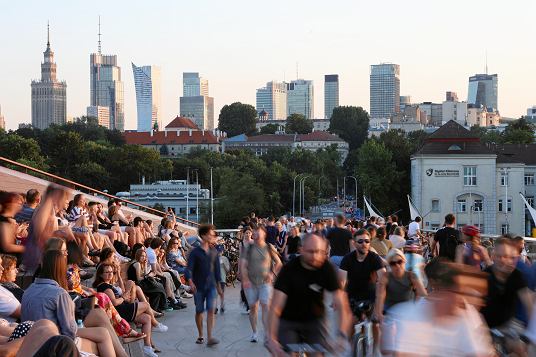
[
  {"xmin": 217, "ymin": 102, "xmax": 258, "ymax": 137},
  {"xmin": 328, "ymin": 106, "xmax": 369, "ymax": 150},
  {"xmin": 285, "ymin": 113, "xmax": 313, "ymax": 134}
]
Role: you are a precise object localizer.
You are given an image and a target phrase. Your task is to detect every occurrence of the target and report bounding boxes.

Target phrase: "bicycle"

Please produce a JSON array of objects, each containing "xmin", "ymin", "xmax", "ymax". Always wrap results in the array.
[{"xmin": 350, "ymin": 300, "xmax": 374, "ymax": 357}]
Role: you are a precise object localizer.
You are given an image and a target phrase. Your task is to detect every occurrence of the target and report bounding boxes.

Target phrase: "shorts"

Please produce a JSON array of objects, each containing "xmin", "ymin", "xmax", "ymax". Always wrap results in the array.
[
  {"xmin": 278, "ymin": 318, "xmax": 329, "ymax": 352},
  {"xmin": 194, "ymin": 286, "xmax": 217, "ymax": 314},
  {"xmin": 245, "ymin": 283, "xmax": 272, "ymax": 306},
  {"xmin": 72, "ymin": 226, "xmax": 89, "ymax": 233}
]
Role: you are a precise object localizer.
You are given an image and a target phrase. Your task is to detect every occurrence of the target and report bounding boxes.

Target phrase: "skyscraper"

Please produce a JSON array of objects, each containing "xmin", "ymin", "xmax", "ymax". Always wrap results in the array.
[
  {"xmin": 89, "ymin": 19, "xmax": 124, "ymax": 131},
  {"xmin": 132, "ymin": 64, "xmax": 161, "ymax": 132},
  {"xmin": 467, "ymin": 74, "xmax": 498, "ymax": 111},
  {"xmin": 31, "ymin": 24, "xmax": 67, "ymax": 130},
  {"xmin": 183, "ymin": 72, "xmax": 208, "ymax": 97},
  {"xmin": 369, "ymin": 63, "xmax": 400, "ymax": 119},
  {"xmin": 86, "ymin": 105, "xmax": 110, "ymax": 128},
  {"xmin": 256, "ymin": 81, "xmax": 287, "ymax": 120},
  {"xmin": 324, "ymin": 75, "xmax": 339, "ymax": 119},
  {"xmin": 287, "ymin": 79, "xmax": 314, "ymax": 119},
  {"xmin": 179, "ymin": 72, "xmax": 214, "ymax": 129}
]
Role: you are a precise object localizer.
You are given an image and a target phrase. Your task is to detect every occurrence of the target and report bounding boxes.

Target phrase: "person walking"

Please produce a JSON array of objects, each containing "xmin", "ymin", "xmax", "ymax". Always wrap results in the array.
[
  {"xmin": 186, "ymin": 224, "xmax": 222, "ymax": 346},
  {"xmin": 241, "ymin": 225, "xmax": 282, "ymax": 343}
]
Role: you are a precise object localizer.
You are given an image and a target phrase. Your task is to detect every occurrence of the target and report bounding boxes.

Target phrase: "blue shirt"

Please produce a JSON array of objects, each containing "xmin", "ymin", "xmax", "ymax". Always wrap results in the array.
[
  {"xmin": 186, "ymin": 246, "xmax": 221, "ymax": 291},
  {"xmin": 14, "ymin": 205, "xmax": 35, "ymax": 224},
  {"xmin": 21, "ymin": 278, "xmax": 77, "ymax": 339},
  {"xmin": 266, "ymin": 226, "xmax": 278, "ymax": 246}
]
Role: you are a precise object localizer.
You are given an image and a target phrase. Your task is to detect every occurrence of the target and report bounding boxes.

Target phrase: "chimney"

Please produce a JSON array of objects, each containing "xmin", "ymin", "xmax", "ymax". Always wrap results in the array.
[
  {"xmin": 177, "ymin": 131, "xmax": 180, "ymax": 136},
  {"xmin": 189, "ymin": 129, "xmax": 192, "ymax": 136},
  {"xmin": 202, "ymin": 130, "xmax": 205, "ymax": 136},
  {"xmin": 165, "ymin": 131, "xmax": 167, "ymax": 137},
  {"xmin": 150, "ymin": 131, "xmax": 153, "ymax": 137}
]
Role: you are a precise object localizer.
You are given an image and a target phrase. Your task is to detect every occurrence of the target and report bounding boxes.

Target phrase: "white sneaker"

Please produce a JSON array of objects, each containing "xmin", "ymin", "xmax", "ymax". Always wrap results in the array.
[
  {"xmin": 143, "ymin": 346, "xmax": 158, "ymax": 357},
  {"xmin": 153, "ymin": 322, "xmax": 168, "ymax": 332},
  {"xmin": 250, "ymin": 332, "xmax": 258, "ymax": 343},
  {"xmin": 181, "ymin": 291, "xmax": 193, "ymax": 298},
  {"xmin": 180, "ymin": 284, "xmax": 192, "ymax": 292}
]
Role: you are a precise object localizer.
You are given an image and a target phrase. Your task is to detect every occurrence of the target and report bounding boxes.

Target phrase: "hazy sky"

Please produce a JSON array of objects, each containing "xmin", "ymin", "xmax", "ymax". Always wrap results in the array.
[{"xmin": 1, "ymin": 0, "xmax": 535, "ymax": 130}]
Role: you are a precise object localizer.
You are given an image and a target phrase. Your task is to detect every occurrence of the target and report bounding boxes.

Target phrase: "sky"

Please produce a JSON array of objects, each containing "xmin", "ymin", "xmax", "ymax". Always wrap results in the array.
[{"xmin": 1, "ymin": 0, "xmax": 536, "ymax": 130}]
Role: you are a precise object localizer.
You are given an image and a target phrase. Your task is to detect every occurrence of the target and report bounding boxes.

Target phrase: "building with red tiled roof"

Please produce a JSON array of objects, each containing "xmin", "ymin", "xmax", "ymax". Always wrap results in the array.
[
  {"xmin": 222, "ymin": 131, "xmax": 349, "ymax": 161},
  {"xmin": 124, "ymin": 129, "xmax": 222, "ymax": 157},
  {"xmin": 164, "ymin": 116, "xmax": 199, "ymax": 131}
]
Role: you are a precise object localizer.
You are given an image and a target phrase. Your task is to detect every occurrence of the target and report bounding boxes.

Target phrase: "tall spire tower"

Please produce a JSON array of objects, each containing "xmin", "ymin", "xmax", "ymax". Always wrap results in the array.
[
  {"xmin": 31, "ymin": 22, "xmax": 67, "ymax": 129},
  {"xmin": 98, "ymin": 16, "xmax": 102, "ymax": 54}
]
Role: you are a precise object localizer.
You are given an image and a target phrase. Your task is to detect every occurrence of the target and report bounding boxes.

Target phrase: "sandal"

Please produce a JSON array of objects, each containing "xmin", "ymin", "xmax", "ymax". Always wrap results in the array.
[
  {"xmin": 122, "ymin": 329, "xmax": 146, "ymax": 343},
  {"xmin": 195, "ymin": 337, "xmax": 204, "ymax": 344}
]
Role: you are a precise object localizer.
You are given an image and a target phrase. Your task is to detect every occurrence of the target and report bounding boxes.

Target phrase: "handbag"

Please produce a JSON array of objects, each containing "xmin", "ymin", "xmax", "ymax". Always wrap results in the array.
[{"xmin": 69, "ymin": 292, "xmax": 96, "ymax": 321}]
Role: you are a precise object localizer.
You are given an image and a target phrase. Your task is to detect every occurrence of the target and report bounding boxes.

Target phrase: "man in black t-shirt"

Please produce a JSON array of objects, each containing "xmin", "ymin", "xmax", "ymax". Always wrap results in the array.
[
  {"xmin": 481, "ymin": 238, "xmax": 533, "ymax": 356},
  {"xmin": 431, "ymin": 213, "xmax": 461, "ymax": 261},
  {"xmin": 267, "ymin": 233, "xmax": 351, "ymax": 355},
  {"xmin": 265, "ymin": 216, "xmax": 278, "ymax": 246},
  {"xmin": 326, "ymin": 214, "xmax": 353, "ymax": 267}
]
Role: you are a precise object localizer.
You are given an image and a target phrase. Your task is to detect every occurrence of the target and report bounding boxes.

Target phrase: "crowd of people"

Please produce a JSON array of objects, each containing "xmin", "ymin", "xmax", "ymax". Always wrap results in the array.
[
  {"xmin": 3, "ymin": 185, "xmax": 536, "ymax": 356},
  {"xmin": 0, "ymin": 186, "xmax": 199, "ymax": 357}
]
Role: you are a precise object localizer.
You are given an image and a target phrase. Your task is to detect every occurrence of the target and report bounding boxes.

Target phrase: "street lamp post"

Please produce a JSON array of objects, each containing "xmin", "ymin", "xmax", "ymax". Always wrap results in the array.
[
  {"xmin": 193, "ymin": 169, "xmax": 199, "ymax": 223},
  {"xmin": 292, "ymin": 174, "xmax": 304, "ymax": 217},
  {"xmin": 346, "ymin": 176, "xmax": 358, "ymax": 213},
  {"xmin": 301, "ymin": 176, "xmax": 310, "ymax": 217},
  {"xmin": 210, "ymin": 167, "xmax": 214, "ymax": 224},
  {"xmin": 186, "ymin": 167, "xmax": 190, "ymax": 221}
]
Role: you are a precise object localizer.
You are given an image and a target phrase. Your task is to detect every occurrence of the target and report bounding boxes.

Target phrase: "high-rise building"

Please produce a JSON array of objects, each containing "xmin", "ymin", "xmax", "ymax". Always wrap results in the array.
[
  {"xmin": 324, "ymin": 75, "xmax": 339, "ymax": 119},
  {"xmin": 179, "ymin": 96, "xmax": 215, "ymax": 130},
  {"xmin": 86, "ymin": 105, "xmax": 110, "ymax": 128},
  {"xmin": 183, "ymin": 72, "xmax": 208, "ymax": 97},
  {"xmin": 0, "ymin": 105, "xmax": 5, "ymax": 130},
  {"xmin": 180, "ymin": 72, "xmax": 214, "ymax": 129},
  {"xmin": 467, "ymin": 74, "xmax": 498, "ymax": 111},
  {"xmin": 256, "ymin": 81, "xmax": 287, "ymax": 120},
  {"xmin": 446, "ymin": 91, "xmax": 458, "ymax": 102},
  {"xmin": 31, "ymin": 24, "xmax": 67, "ymax": 130},
  {"xmin": 400, "ymin": 96, "xmax": 411, "ymax": 111},
  {"xmin": 132, "ymin": 64, "xmax": 161, "ymax": 132},
  {"xmin": 287, "ymin": 79, "xmax": 314, "ymax": 119},
  {"xmin": 370, "ymin": 63, "xmax": 400, "ymax": 119}
]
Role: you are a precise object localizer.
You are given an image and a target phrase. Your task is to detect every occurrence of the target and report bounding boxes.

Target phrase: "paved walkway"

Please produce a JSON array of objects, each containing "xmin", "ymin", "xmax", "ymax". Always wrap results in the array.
[{"xmin": 152, "ymin": 286, "xmax": 271, "ymax": 356}]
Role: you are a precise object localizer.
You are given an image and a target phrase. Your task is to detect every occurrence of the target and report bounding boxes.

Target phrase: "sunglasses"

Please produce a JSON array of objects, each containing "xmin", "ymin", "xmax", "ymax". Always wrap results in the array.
[
  {"xmin": 355, "ymin": 239, "xmax": 370, "ymax": 244},
  {"xmin": 389, "ymin": 260, "xmax": 404, "ymax": 266}
]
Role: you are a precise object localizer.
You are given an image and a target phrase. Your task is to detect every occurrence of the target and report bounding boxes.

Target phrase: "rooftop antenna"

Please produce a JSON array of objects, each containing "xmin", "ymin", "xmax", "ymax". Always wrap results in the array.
[
  {"xmin": 98, "ymin": 16, "xmax": 102, "ymax": 54},
  {"xmin": 485, "ymin": 50, "xmax": 488, "ymax": 75},
  {"xmin": 296, "ymin": 61, "xmax": 299, "ymax": 80},
  {"xmin": 47, "ymin": 21, "xmax": 50, "ymax": 47}
]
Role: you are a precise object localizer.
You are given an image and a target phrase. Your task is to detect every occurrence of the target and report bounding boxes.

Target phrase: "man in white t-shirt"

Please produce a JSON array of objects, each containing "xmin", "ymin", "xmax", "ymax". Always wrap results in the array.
[
  {"xmin": 388, "ymin": 259, "xmax": 493, "ymax": 357},
  {"xmin": 408, "ymin": 216, "xmax": 422, "ymax": 239}
]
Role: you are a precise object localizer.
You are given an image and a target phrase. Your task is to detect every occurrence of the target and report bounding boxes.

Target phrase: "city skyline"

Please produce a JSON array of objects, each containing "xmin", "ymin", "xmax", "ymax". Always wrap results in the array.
[{"xmin": 2, "ymin": 0, "xmax": 536, "ymax": 130}]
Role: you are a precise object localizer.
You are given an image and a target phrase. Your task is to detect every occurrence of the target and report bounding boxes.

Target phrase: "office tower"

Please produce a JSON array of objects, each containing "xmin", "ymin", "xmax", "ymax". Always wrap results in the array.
[
  {"xmin": 287, "ymin": 79, "xmax": 314, "ymax": 119},
  {"xmin": 183, "ymin": 72, "xmax": 208, "ymax": 97},
  {"xmin": 132, "ymin": 64, "xmax": 161, "ymax": 132},
  {"xmin": 86, "ymin": 105, "xmax": 110, "ymax": 128},
  {"xmin": 467, "ymin": 74, "xmax": 498, "ymax": 111},
  {"xmin": 89, "ymin": 19, "xmax": 124, "ymax": 131},
  {"xmin": 446, "ymin": 91, "xmax": 458, "ymax": 102},
  {"xmin": 31, "ymin": 24, "xmax": 67, "ymax": 130},
  {"xmin": 369, "ymin": 63, "xmax": 400, "ymax": 119},
  {"xmin": 400, "ymin": 96, "xmax": 411, "ymax": 111},
  {"xmin": 324, "ymin": 75, "xmax": 339, "ymax": 119},
  {"xmin": 256, "ymin": 81, "xmax": 287, "ymax": 120},
  {"xmin": 0, "ymin": 105, "xmax": 5, "ymax": 130},
  {"xmin": 180, "ymin": 72, "xmax": 214, "ymax": 129}
]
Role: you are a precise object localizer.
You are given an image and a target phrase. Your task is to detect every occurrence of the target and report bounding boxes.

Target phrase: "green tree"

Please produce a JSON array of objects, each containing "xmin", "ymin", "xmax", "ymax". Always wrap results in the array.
[
  {"xmin": 355, "ymin": 140, "xmax": 399, "ymax": 215},
  {"xmin": 0, "ymin": 132, "xmax": 49, "ymax": 170},
  {"xmin": 502, "ymin": 118, "xmax": 535, "ymax": 144},
  {"xmin": 259, "ymin": 124, "xmax": 280, "ymax": 135},
  {"xmin": 218, "ymin": 102, "xmax": 258, "ymax": 137},
  {"xmin": 329, "ymin": 106, "xmax": 369, "ymax": 150},
  {"xmin": 215, "ymin": 168, "xmax": 266, "ymax": 227},
  {"xmin": 285, "ymin": 113, "xmax": 313, "ymax": 134}
]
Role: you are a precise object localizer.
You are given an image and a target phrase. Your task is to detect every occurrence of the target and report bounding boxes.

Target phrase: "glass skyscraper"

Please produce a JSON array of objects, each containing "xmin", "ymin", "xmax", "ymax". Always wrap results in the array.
[
  {"xmin": 467, "ymin": 74, "xmax": 498, "ymax": 111},
  {"xmin": 179, "ymin": 72, "xmax": 214, "ymax": 129},
  {"xmin": 287, "ymin": 79, "xmax": 314, "ymax": 119},
  {"xmin": 256, "ymin": 81, "xmax": 287, "ymax": 120},
  {"xmin": 324, "ymin": 74, "xmax": 339, "ymax": 119},
  {"xmin": 369, "ymin": 63, "xmax": 400, "ymax": 119},
  {"xmin": 90, "ymin": 53, "xmax": 124, "ymax": 131},
  {"xmin": 132, "ymin": 64, "xmax": 161, "ymax": 132}
]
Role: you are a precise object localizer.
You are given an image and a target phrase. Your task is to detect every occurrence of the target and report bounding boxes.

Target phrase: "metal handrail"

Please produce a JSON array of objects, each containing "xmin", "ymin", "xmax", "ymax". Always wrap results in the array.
[{"xmin": 0, "ymin": 156, "xmax": 200, "ymax": 227}]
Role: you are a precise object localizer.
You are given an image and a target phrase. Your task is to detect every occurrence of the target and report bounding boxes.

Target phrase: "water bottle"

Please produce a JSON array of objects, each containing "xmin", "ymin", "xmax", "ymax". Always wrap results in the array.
[{"xmin": 77, "ymin": 319, "xmax": 84, "ymax": 328}]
